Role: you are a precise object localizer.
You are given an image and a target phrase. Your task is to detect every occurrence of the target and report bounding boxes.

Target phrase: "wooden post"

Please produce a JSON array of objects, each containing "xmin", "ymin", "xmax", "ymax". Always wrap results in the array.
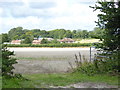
[{"xmin": 90, "ymin": 47, "xmax": 91, "ymax": 62}]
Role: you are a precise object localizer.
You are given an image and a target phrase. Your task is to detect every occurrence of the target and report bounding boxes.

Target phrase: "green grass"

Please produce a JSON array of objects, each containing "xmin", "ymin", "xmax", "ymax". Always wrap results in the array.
[
  {"xmin": 2, "ymin": 77, "xmax": 34, "ymax": 88},
  {"xmin": 0, "ymin": 77, "xmax": 2, "ymax": 89},
  {"xmin": 16, "ymin": 56, "xmax": 68, "ymax": 61},
  {"xmin": 7, "ymin": 43, "xmax": 92, "ymax": 47},
  {"xmin": 2, "ymin": 72, "xmax": 118, "ymax": 88}
]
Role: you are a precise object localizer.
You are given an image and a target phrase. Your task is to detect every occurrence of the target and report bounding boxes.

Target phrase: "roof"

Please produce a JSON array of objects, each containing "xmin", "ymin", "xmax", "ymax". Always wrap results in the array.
[
  {"xmin": 32, "ymin": 40, "xmax": 41, "ymax": 43},
  {"xmin": 59, "ymin": 38, "xmax": 74, "ymax": 42},
  {"xmin": 11, "ymin": 40, "xmax": 21, "ymax": 43}
]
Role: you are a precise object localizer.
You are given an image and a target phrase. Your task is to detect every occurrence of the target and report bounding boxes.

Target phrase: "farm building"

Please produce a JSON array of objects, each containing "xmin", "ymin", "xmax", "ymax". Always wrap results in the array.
[
  {"xmin": 32, "ymin": 40, "xmax": 42, "ymax": 44},
  {"xmin": 46, "ymin": 38, "xmax": 54, "ymax": 41},
  {"xmin": 11, "ymin": 40, "xmax": 21, "ymax": 44},
  {"xmin": 58, "ymin": 38, "xmax": 75, "ymax": 43},
  {"xmin": 3, "ymin": 42, "xmax": 11, "ymax": 44},
  {"xmin": 37, "ymin": 36, "xmax": 54, "ymax": 41}
]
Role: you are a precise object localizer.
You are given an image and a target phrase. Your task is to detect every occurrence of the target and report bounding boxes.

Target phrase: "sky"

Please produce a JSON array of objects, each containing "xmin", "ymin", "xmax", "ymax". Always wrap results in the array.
[{"xmin": 0, "ymin": 0, "xmax": 100, "ymax": 33}]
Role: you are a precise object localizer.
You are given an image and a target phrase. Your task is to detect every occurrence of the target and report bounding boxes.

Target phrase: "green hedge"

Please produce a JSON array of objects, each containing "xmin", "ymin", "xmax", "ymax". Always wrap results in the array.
[{"xmin": 6, "ymin": 43, "xmax": 92, "ymax": 47}]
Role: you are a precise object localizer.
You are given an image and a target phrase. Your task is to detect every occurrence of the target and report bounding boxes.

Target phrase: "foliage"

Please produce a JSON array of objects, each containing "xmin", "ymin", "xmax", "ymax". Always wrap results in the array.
[
  {"xmin": 91, "ymin": 1, "xmax": 120, "ymax": 51},
  {"xmin": 1, "ymin": 34, "xmax": 10, "ymax": 43},
  {"xmin": 50, "ymin": 39, "xmax": 60, "ymax": 44},
  {"xmin": 48, "ymin": 29, "xmax": 67, "ymax": 39},
  {"xmin": 89, "ymin": 27, "xmax": 104, "ymax": 39},
  {"xmin": 6, "ymin": 43, "xmax": 91, "ymax": 47},
  {"xmin": 74, "ymin": 1, "xmax": 120, "ymax": 76},
  {"xmin": 41, "ymin": 38, "xmax": 49, "ymax": 44},
  {"xmin": 8, "ymin": 27, "xmax": 24, "ymax": 41},
  {"xmin": 2, "ymin": 76, "xmax": 29, "ymax": 88},
  {"xmin": 73, "ymin": 51, "xmax": 119, "ymax": 76},
  {"xmin": 21, "ymin": 37, "xmax": 33, "ymax": 44},
  {"xmin": 1, "ymin": 45, "xmax": 17, "ymax": 77},
  {"xmin": 6, "ymin": 27, "xmax": 104, "ymax": 42}
]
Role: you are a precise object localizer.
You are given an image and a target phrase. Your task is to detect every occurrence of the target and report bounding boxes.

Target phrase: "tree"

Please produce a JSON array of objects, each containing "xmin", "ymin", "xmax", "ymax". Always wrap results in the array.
[
  {"xmin": 82, "ymin": 30, "xmax": 89, "ymax": 39},
  {"xmin": 40, "ymin": 30, "xmax": 48, "ymax": 37},
  {"xmin": 90, "ymin": 1, "xmax": 120, "ymax": 75},
  {"xmin": 48, "ymin": 29, "xmax": 66, "ymax": 39},
  {"xmin": 89, "ymin": 27, "xmax": 104, "ymax": 39},
  {"xmin": 8, "ymin": 27, "xmax": 24, "ymax": 40},
  {"xmin": 72, "ymin": 30, "xmax": 77, "ymax": 38},
  {"xmin": 1, "ymin": 45, "xmax": 17, "ymax": 76},
  {"xmin": 65, "ymin": 30, "xmax": 73, "ymax": 38},
  {"xmin": 22, "ymin": 37, "xmax": 32, "ymax": 44},
  {"xmin": 50, "ymin": 39, "xmax": 60, "ymax": 44},
  {"xmin": 13, "ymin": 35, "xmax": 19, "ymax": 40},
  {"xmin": 2, "ymin": 33, "xmax": 9, "ymax": 43},
  {"xmin": 91, "ymin": 1, "xmax": 120, "ymax": 51},
  {"xmin": 76, "ymin": 30, "xmax": 89, "ymax": 39},
  {"xmin": 41, "ymin": 39, "xmax": 49, "ymax": 44}
]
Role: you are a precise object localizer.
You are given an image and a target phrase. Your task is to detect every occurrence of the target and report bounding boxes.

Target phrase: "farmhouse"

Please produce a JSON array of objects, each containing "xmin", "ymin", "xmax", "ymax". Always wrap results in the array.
[
  {"xmin": 3, "ymin": 42, "xmax": 11, "ymax": 44},
  {"xmin": 11, "ymin": 40, "xmax": 21, "ymax": 44},
  {"xmin": 37, "ymin": 36, "xmax": 54, "ymax": 41},
  {"xmin": 32, "ymin": 40, "xmax": 42, "ymax": 44},
  {"xmin": 59, "ymin": 38, "xmax": 75, "ymax": 43},
  {"xmin": 46, "ymin": 38, "xmax": 54, "ymax": 41}
]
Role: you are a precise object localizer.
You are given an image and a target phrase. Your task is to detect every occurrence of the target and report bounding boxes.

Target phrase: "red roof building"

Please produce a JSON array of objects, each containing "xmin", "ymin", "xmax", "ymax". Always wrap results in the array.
[
  {"xmin": 11, "ymin": 40, "xmax": 21, "ymax": 44},
  {"xmin": 58, "ymin": 38, "xmax": 75, "ymax": 43},
  {"xmin": 32, "ymin": 40, "xmax": 42, "ymax": 44}
]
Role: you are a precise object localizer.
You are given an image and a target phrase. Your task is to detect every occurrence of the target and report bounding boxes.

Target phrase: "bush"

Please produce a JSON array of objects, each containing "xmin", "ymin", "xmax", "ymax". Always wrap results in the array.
[
  {"xmin": 1, "ymin": 45, "xmax": 17, "ymax": 77},
  {"xmin": 72, "ymin": 51, "xmax": 119, "ymax": 76},
  {"xmin": 41, "ymin": 39, "xmax": 49, "ymax": 44}
]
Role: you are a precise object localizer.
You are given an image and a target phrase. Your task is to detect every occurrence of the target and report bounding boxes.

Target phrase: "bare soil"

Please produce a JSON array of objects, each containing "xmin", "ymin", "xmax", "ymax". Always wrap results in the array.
[{"xmin": 12, "ymin": 48, "xmax": 96, "ymax": 74}]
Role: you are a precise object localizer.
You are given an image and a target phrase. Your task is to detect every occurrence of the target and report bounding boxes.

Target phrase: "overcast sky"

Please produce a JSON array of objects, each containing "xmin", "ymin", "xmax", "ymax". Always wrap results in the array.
[{"xmin": 0, "ymin": 0, "xmax": 100, "ymax": 33}]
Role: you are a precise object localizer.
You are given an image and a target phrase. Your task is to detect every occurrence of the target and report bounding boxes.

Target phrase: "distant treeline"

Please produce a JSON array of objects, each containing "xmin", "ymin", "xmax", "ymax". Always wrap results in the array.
[{"xmin": 1, "ymin": 27, "xmax": 104, "ymax": 43}]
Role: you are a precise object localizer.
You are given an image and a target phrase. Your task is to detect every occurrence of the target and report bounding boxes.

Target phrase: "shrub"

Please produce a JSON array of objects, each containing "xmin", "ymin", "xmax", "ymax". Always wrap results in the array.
[
  {"xmin": 1, "ymin": 45, "xmax": 17, "ymax": 77},
  {"xmin": 41, "ymin": 39, "xmax": 49, "ymax": 44},
  {"xmin": 72, "ymin": 51, "xmax": 119, "ymax": 76}
]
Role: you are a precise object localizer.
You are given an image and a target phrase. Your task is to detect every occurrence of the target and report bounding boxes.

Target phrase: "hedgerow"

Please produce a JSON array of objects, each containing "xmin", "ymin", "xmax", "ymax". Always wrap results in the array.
[{"xmin": 6, "ymin": 43, "xmax": 92, "ymax": 47}]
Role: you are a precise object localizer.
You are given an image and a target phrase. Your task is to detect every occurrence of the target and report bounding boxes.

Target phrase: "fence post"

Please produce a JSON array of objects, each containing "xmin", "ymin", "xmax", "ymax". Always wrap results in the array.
[{"xmin": 90, "ymin": 47, "xmax": 91, "ymax": 62}]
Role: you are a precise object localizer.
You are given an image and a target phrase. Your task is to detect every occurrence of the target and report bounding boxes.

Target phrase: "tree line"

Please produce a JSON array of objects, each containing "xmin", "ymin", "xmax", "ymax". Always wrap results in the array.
[{"xmin": 1, "ymin": 27, "xmax": 104, "ymax": 43}]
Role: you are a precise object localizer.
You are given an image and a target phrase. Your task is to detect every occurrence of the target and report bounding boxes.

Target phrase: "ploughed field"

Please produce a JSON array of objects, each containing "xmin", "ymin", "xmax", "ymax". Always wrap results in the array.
[{"xmin": 9, "ymin": 48, "xmax": 96, "ymax": 74}]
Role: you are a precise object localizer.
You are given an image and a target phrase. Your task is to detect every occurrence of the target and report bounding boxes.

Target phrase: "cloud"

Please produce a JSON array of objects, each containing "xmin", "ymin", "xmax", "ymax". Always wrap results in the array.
[
  {"xmin": 29, "ymin": 2, "xmax": 56, "ymax": 9},
  {"xmin": 0, "ymin": 0, "xmax": 57, "ymax": 18},
  {"xmin": 10, "ymin": 7, "xmax": 55, "ymax": 18},
  {"xmin": 0, "ymin": 0, "xmax": 99, "ymax": 33},
  {"xmin": 0, "ymin": 1, "xmax": 24, "ymax": 8},
  {"xmin": 0, "ymin": 0, "xmax": 24, "ymax": 17}
]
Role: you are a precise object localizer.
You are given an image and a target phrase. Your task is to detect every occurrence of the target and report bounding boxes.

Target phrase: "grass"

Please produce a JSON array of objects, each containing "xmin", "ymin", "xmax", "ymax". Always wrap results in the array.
[
  {"xmin": 2, "ymin": 72, "xmax": 119, "ymax": 88},
  {"xmin": 16, "ymin": 56, "xmax": 68, "ymax": 61},
  {"xmin": 0, "ymin": 77, "xmax": 2, "ymax": 89},
  {"xmin": 77, "ymin": 39, "xmax": 101, "ymax": 43}
]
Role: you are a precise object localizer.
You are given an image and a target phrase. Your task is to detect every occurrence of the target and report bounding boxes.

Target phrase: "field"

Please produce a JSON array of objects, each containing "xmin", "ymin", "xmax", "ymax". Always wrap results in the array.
[
  {"xmin": 9, "ymin": 47, "xmax": 96, "ymax": 74},
  {"xmin": 3, "ymin": 47, "xmax": 118, "ymax": 88},
  {"xmin": 75, "ymin": 39, "xmax": 102, "ymax": 43}
]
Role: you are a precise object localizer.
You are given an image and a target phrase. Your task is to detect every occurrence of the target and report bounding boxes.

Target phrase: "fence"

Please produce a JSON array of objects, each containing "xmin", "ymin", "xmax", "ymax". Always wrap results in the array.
[{"xmin": 89, "ymin": 46, "xmax": 97, "ymax": 62}]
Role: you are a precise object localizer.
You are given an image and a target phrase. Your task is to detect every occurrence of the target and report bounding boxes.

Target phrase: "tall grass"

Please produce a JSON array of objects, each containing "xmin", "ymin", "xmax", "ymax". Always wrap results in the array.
[{"xmin": 72, "ymin": 51, "xmax": 119, "ymax": 76}]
